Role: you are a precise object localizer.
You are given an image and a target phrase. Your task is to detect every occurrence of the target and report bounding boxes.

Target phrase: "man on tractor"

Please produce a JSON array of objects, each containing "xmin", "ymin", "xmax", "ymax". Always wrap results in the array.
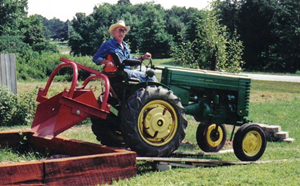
[{"xmin": 92, "ymin": 20, "xmax": 157, "ymax": 82}]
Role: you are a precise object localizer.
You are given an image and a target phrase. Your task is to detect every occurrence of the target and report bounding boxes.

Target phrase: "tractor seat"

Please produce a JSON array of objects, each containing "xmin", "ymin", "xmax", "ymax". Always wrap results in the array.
[{"xmin": 101, "ymin": 53, "xmax": 142, "ymax": 83}]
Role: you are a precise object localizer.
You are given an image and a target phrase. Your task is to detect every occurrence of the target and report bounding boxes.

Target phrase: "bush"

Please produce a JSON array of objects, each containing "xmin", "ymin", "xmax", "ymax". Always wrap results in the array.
[
  {"xmin": 0, "ymin": 87, "xmax": 37, "ymax": 126},
  {"xmin": 32, "ymin": 41, "xmax": 58, "ymax": 54},
  {"xmin": 16, "ymin": 53, "xmax": 103, "ymax": 82}
]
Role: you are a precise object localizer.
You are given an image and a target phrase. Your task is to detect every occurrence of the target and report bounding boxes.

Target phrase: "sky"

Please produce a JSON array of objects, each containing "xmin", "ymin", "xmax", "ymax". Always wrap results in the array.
[{"xmin": 27, "ymin": 0, "xmax": 212, "ymax": 22}]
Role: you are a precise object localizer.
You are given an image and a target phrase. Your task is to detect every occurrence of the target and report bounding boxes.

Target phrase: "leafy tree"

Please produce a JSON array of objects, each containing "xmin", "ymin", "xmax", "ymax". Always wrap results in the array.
[
  {"xmin": 21, "ymin": 15, "xmax": 58, "ymax": 53},
  {"xmin": 35, "ymin": 15, "xmax": 69, "ymax": 41},
  {"xmin": 172, "ymin": 9, "xmax": 244, "ymax": 73},
  {"xmin": 215, "ymin": 0, "xmax": 300, "ymax": 73},
  {"xmin": 69, "ymin": 13, "xmax": 95, "ymax": 55},
  {"xmin": 184, "ymin": 12, "xmax": 204, "ymax": 44},
  {"xmin": 214, "ymin": 0, "xmax": 243, "ymax": 36},
  {"xmin": 46, "ymin": 18, "xmax": 69, "ymax": 40},
  {"xmin": 68, "ymin": 31, "xmax": 84, "ymax": 56},
  {"xmin": 0, "ymin": 0, "xmax": 57, "ymax": 54},
  {"xmin": 165, "ymin": 6, "xmax": 200, "ymax": 44},
  {"xmin": 0, "ymin": 0, "xmax": 28, "ymax": 35},
  {"xmin": 36, "ymin": 15, "xmax": 52, "ymax": 39},
  {"xmin": 237, "ymin": 0, "xmax": 278, "ymax": 71},
  {"xmin": 0, "ymin": 35, "xmax": 32, "ymax": 58},
  {"xmin": 0, "ymin": 0, "xmax": 59, "ymax": 81},
  {"xmin": 272, "ymin": 0, "xmax": 300, "ymax": 73},
  {"xmin": 137, "ymin": 3, "xmax": 173, "ymax": 57},
  {"xmin": 117, "ymin": 0, "xmax": 131, "ymax": 5},
  {"xmin": 68, "ymin": 2, "xmax": 205, "ymax": 57},
  {"xmin": 22, "ymin": 16, "xmax": 45, "ymax": 45},
  {"xmin": 119, "ymin": 12, "xmax": 141, "ymax": 52},
  {"xmin": 70, "ymin": 4, "xmax": 114, "ymax": 56}
]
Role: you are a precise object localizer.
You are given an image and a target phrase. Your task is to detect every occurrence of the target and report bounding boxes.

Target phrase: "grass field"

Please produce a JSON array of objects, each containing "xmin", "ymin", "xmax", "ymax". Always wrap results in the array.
[
  {"xmin": 1, "ymin": 71, "xmax": 300, "ymax": 185},
  {"xmin": 51, "ymin": 41, "xmax": 70, "ymax": 54}
]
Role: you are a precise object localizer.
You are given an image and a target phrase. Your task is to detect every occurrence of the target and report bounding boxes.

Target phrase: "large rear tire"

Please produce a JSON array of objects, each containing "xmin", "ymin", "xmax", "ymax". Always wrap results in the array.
[
  {"xmin": 233, "ymin": 124, "xmax": 267, "ymax": 161},
  {"xmin": 121, "ymin": 86, "xmax": 187, "ymax": 157},
  {"xmin": 196, "ymin": 122, "xmax": 227, "ymax": 152},
  {"xmin": 91, "ymin": 118, "xmax": 125, "ymax": 147}
]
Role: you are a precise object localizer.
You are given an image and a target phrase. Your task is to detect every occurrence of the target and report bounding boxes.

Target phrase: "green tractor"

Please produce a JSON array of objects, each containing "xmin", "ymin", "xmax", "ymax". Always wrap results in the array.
[
  {"xmin": 31, "ymin": 55, "xmax": 266, "ymax": 161},
  {"xmin": 90, "ymin": 54, "xmax": 266, "ymax": 161}
]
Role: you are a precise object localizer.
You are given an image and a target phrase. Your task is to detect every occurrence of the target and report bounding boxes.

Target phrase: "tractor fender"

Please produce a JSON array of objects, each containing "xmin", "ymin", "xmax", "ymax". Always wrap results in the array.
[{"xmin": 130, "ymin": 82, "xmax": 170, "ymax": 95}]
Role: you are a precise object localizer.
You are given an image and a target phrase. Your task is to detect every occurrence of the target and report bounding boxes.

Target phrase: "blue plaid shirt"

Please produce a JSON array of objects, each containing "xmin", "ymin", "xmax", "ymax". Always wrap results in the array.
[{"xmin": 92, "ymin": 38, "xmax": 133, "ymax": 65}]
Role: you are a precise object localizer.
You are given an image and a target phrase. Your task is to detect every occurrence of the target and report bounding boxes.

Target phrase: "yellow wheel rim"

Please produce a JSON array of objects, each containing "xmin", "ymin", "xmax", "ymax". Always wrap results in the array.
[
  {"xmin": 138, "ymin": 100, "xmax": 178, "ymax": 146},
  {"xmin": 206, "ymin": 124, "xmax": 224, "ymax": 148},
  {"xmin": 242, "ymin": 130, "xmax": 262, "ymax": 157}
]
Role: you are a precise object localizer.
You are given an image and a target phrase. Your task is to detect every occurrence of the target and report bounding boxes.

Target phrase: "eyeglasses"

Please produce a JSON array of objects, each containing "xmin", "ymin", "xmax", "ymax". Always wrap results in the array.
[{"xmin": 115, "ymin": 28, "xmax": 127, "ymax": 34}]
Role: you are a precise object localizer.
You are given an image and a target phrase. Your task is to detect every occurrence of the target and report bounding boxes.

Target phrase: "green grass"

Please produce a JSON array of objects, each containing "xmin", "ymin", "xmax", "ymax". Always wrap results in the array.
[
  {"xmin": 109, "ymin": 80, "xmax": 300, "ymax": 185},
  {"xmin": 112, "ymin": 160, "xmax": 300, "ymax": 185},
  {"xmin": 1, "ymin": 75, "xmax": 300, "ymax": 185},
  {"xmin": 51, "ymin": 41, "xmax": 70, "ymax": 54},
  {"xmin": 151, "ymin": 58, "xmax": 179, "ymax": 67},
  {"xmin": 0, "ymin": 147, "xmax": 46, "ymax": 164}
]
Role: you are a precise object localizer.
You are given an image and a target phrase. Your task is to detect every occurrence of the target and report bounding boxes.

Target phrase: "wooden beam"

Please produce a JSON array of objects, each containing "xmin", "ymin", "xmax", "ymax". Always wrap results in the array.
[
  {"xmin": 0, "ymin": 161, "xmax": 43, "ymax": 185},
  {"xmin": 0, "ymin": 131, "xmax": 136, "ymax": 185}
]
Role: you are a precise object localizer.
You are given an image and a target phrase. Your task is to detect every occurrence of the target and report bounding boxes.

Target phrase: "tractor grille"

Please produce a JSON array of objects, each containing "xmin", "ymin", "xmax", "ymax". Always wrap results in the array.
[{"xmin": 244, "ymin": 81, "xmax": 251, "ymax": 111}]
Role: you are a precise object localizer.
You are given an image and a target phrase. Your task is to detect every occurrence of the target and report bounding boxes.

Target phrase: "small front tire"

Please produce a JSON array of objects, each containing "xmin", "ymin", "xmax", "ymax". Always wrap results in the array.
[
  {"xmin": 233, "ymin": 124, "xmax": 267, "ymax": 161},
  {"xmin": 196, "ymin": 122, "xmax": 227, "ymax": 152}
]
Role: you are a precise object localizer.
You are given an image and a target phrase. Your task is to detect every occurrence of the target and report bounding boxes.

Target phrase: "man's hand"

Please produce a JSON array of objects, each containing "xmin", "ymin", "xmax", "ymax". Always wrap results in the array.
[
  {"xmin": 100, "ymin": 59, "xmax": 117, "ymax": 73},
  {"xmin": 142, "ymin": 52, "xmax": 152, "ymax": 60}
]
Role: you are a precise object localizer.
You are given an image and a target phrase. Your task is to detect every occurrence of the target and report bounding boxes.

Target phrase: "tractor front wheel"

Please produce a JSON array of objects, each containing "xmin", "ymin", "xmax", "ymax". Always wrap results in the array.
[
  {"xmin": 233, "ymin": 124, "xmax": 267, "ymax": 161},
  {"xmin": 196, "ymin": 122, "xmax": 227, "ymax": 152},
  {"xmin": 121, "ymin": 86, "xmax": 187, "ymax": 157}
]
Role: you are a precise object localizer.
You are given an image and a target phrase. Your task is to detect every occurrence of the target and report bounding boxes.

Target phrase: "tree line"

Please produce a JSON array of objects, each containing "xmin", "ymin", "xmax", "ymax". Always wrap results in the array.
[
  {"xmin": 0, "ymin": 0, "xmax": 299, "ymax": 75},
  {"xmin": 216, "ymin": 0, "xmax": 299, "ymax": 73},
  {"xmin": 68, "ymin": 0, "xmax": 244, "ymax": 72},
  {"xmin": 69, "ymin": 0, "xmax": 299, "ymax": 73}
]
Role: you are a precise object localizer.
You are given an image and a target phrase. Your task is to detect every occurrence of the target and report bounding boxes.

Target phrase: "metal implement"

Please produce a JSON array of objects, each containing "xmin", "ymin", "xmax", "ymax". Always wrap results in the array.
[{"xmin": 31, "ymin": 57, "xmax": 111, "ymax": 139}]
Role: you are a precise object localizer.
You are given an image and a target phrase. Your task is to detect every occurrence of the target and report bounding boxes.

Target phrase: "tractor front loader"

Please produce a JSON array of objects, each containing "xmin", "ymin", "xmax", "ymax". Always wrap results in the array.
[
  {"xmin": 31, "ymin": 56, "xmax": 267, "ymax": 161},
  {"xmin": 31, "ymin": 57, "xmax": 111, "ymax": 139}
]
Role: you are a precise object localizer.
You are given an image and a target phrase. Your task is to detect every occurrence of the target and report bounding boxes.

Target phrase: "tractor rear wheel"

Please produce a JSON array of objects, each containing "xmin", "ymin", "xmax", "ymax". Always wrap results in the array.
[
  {"xmin": 91, "ymin": 118, "xmax": 125, "ymax": 147},
  {"xmin": 121, "ymin": 86, "xmax": 187, "ymax": 157},
  {"xmin": 233, "ymin": 124, "xmax": 267, "ymax": 161},
  {"xmin": 196, "ymin": 122, "xmax": 227, "ymax": 152}
]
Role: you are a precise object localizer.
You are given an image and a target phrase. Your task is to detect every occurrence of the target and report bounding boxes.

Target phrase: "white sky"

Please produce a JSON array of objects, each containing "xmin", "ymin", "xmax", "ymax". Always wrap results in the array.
[{"xmin": 27, "ymin": 0, "xmax": 212, "ymax": 21}]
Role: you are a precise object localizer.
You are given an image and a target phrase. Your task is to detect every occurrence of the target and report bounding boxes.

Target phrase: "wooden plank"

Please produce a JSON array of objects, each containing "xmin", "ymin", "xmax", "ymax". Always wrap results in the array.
[
  {"xmin": 137, "ymin": 157, "xmax": 251, "ymax": 166},
  {"xmin": 173, "ymin": 149, "xmax": 233, "ymax": 156},
  {"xmin": 0, "ymin": 54, "xmax": 17, "ymax": 94},
  {"xmin": 0, "ymin": 131, "xmax": 137, "ymax": 185},
  {"xmin": 0, "ymin": 161, "xmax": 43, "ymax": 185},
  {"xmin": 27, "ymin": 133, "xmax": 126, "ymax": 156},
  {"xmin": 275, "ymin": 131, "xmax": 289, "ymax": 140},
  {"xmin": 0, "ymin": 130, "xmax": 25, "ymax": 147},
  {"xmin": 140, "ymin": 156, "xmax": 256, "ymax": 171},
  {"xmin": 0, "ymin": 54, "xmax": 6, "ymax": 87},
  {"xmin": 9, "ymin": 54, "xmax": 17, "ymax": 94},
  {"xmin": 44, "ymin": 153, "xmax": 136, "ymax": 185},
  {"xmin": 138, "ymin": 156, "xmax": 297, "ymax": 171},
  {"xmin": 283, "ymin": 138, "xmax": 295, "ymax": 143},
  {"xmin": 265, "ymin": 125, "xmax": 281, "ymax": 133}
]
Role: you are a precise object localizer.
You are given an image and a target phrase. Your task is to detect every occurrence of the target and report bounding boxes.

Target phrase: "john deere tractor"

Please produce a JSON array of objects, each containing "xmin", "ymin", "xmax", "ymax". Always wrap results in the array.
[{"xmin": 31, "ymin": 55, "xmax": 266, "ymax": 161}]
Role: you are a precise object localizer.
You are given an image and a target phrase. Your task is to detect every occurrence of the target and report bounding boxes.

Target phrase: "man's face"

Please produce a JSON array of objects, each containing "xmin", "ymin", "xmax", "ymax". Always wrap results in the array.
[{"xmin": 113, "ymin": 27, "xmax": 127, "ymax": 43}]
